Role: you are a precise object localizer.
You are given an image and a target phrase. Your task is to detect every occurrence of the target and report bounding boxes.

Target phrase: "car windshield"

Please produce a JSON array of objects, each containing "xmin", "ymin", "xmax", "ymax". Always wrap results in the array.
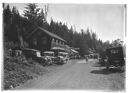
[
  {"xmin": 106, "ymin": 47, "xmax": 124, "ymax": 58},
  {"xmin": 110, "ymin": 49, "xmax": 119, "ymax": 54},
  {"xmin": 58, "ymin": 53, "xmax": 66, "ymax": 57}
]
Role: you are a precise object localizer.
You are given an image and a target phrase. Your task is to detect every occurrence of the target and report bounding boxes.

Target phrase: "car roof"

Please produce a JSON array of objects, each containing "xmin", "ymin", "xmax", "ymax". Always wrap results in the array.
[
  {"xmin": 23, "ymin": 48, "xmax": 40, "ymax": 52},
  {"xmin": 43, "ymin": 51, "xmax": 54, "ymax": 54},
  {"xmin": 59, "ymin": 52, "xmax": 68, "ymax": 55},
  {"xmin": 106, "ymin": 46, "xmax": 123, "ymax": 51}
]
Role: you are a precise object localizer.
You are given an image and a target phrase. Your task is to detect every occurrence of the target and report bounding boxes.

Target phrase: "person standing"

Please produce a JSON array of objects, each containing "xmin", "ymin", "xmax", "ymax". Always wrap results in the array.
[{"xmin": 85, "ymin": 56, "xmax": 88, "ymax": 63}]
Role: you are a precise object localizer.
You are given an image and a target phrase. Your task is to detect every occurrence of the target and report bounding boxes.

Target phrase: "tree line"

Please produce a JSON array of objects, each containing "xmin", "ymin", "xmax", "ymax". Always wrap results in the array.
[{"xmin": 3, "ymin": 3, "xmax": 122, "ymax": 56}]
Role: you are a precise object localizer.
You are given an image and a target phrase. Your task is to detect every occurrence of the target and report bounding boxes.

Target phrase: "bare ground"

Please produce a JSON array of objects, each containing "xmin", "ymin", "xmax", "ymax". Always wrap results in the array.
[{"xmin": 15, "ymin": 59, "xmax": 125, "ymax": 91}]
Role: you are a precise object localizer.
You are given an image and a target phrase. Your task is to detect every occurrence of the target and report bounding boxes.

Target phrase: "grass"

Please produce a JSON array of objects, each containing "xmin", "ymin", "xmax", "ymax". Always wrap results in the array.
[{"xmin": 3, "ymin": 51, "xmax": 48, "ymax": 90}]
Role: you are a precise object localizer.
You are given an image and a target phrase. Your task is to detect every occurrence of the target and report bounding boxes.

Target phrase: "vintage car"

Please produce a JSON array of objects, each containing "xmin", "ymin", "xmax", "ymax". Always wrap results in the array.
[
  {"xmin": 42, "ymin": 51, "xmax": 55, "ymax": 65},
  {"xmin": 22, "ymin": 48, "xmax": 46, "ymax": 65},
  {"xmin": 22, "ymin": 48, "xmax": 42, "ymax": 59},
  {"xmin": 55, "ymin": 52, "xmax": 69, "ymax": 64},
  {"xmin": 105, "ymin": 46, "xmax": 125, "ymax": 70}
]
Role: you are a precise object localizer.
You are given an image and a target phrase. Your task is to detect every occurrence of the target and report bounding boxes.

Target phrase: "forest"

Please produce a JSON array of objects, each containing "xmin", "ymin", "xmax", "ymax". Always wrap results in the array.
[{"xmin": 3, "ymin": 3, "xmax": 123, "ymax": 56}]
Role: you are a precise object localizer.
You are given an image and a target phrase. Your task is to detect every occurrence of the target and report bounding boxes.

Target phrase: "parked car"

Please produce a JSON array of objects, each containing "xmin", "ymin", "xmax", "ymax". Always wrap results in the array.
[
  {"xmin": 42, "ymin": 51, "xmax": 55, "ymax": 65},
  {"xmin": 22, "ymin": 48, "xmax": 42, "ymax": 58},
  {"xmin": 55, "ymin": 52, "xmax": 69, "ymax": 64},
  {"xmin": 69, "ymin": 55, "xmax": 77, "ymax": 59},
  {"xmin": 22, "ymin": 48, "xmax": 45, "ymax": 65},
  {"xmin": 105, "ymin": 46, "xmax": 125, "ymax": 70}
]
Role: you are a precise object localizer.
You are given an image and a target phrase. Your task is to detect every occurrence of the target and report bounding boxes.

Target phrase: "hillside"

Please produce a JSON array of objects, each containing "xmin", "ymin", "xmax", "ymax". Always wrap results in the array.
[{"xmin": 4, "ymin": 49, "xmax": 48, "ymax": 90}]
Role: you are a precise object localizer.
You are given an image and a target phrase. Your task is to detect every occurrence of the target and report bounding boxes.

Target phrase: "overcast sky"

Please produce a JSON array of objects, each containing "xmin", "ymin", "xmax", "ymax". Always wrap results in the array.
[{"xmin": 7, "ymin": 3, "xmax": 125, "ymax": 42}]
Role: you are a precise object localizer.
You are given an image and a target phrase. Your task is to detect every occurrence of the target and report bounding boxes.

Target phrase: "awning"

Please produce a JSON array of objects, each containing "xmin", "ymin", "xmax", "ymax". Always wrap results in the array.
[
  {"xmin": 71, "ymin": 49, "xmax": 79, "ymax": 53},
  {"xmin": 51, "ymin": 47, "xmax": 65, "ymax": 51},
  {"xmin": 43, "ymin": 51, "xmax": 54, "ymax": 54}
]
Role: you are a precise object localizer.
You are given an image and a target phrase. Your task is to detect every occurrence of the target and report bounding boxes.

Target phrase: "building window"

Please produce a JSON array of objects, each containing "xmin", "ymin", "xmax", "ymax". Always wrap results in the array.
[
  {"xmin": 52, "ymin": 38, "xmax": 55, "ymax": 43},
  {"xmin": 63, "ymin": 42, "xmax": 64, "ymax": 45},
  {"xmin": 59, "ymin": 41, "xmax": 62, "ymax": 45},
  {"xmin": 41, "ymin": 36, "xmax": 47, "ymax": 45},
  {"xmin": 56, "ymin": 40, "xmax": 58, "ymax": 44},
  {"xmin": 58, "ymin": 40, "xmax": 60, "ymax": 45},
  {"xmin": 33, "ymin": 38, "xmax": 37, "ymax": 46}
]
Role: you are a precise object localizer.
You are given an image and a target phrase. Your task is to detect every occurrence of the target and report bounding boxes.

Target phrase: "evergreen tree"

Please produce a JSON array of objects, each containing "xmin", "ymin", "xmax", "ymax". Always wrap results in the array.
[
  {"xmin": 3, "ymin": 3, "xmax": 112, "ymax": 56},
  {"xmin": 23, "ymin": 3, "xmax": 48, "ymax": 32}
]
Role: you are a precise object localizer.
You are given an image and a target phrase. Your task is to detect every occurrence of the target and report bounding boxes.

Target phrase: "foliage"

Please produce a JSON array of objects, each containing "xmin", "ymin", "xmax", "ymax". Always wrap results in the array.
[
  {"xmin": 23, "ymin": 3, "xmax": 49, "ymax": 31},
  {"xmin": 4, "ymin": 49, "xmax": 48, "ymax": 90},
  {"xmin": 3, "ymin": 3, "xmax": 113, "ymax": 55},
  {"xmin": 49, "ymin": 19, "xmax": 111, "ymax": 55},
  {"xmin": 111, "ymin": 39, "xmax": 123, "ymax": 47},
  {"xmin": 4, "ymin": 41, "xmax": 20, "ymax": 50}
]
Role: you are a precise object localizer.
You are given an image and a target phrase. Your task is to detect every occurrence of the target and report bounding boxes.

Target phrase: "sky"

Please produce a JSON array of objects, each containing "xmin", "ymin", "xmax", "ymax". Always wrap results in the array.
[{"xmin": 6, "ymin": 3, "xmax": 126, "ymax": 42}]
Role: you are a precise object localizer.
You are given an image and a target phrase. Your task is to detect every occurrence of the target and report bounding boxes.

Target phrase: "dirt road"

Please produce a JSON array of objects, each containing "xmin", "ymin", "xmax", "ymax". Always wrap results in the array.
[{"xmin": 15, "ymin": 59, "xmax": 125, "ymax": 91}]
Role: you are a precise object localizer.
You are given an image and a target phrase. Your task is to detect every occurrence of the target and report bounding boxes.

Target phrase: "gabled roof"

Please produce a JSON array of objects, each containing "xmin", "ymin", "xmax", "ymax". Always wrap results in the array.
[
  {"xmin": 27, "ymin": 27, "xmax": 66, "ymax": 43},
  {"xmin": 43, "ymin": 51, "xmax": 54, "ymax": 54}
]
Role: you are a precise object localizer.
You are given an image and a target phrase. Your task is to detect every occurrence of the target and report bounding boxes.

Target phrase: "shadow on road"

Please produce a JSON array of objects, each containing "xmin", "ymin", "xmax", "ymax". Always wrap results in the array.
[
  {"xmin": 93, "ymin": 62, "xmax": 106, "ymax": 67},
  {"xmin": 90, "ymin": 68, "xmax": 124, "ymax": 75}
]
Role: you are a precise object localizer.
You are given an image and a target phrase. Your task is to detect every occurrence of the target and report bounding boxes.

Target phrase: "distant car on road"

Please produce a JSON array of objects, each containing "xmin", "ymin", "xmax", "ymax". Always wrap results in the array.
[{"xmin": 105, "ymin": 46, "xmax": 125, "ymax": 70}]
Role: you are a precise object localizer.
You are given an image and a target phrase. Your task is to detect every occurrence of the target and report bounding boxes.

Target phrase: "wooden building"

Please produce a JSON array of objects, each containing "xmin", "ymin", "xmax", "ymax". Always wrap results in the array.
[{"xmin": 26, "ymin": 27, "xmax": 67, "ymax": 53}]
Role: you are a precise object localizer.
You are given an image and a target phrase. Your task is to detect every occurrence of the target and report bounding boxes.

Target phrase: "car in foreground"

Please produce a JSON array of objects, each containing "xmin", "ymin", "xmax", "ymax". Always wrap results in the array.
[{"xmin": 105, "ymin": 46, "xmax": 125, "ymax": 70}]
